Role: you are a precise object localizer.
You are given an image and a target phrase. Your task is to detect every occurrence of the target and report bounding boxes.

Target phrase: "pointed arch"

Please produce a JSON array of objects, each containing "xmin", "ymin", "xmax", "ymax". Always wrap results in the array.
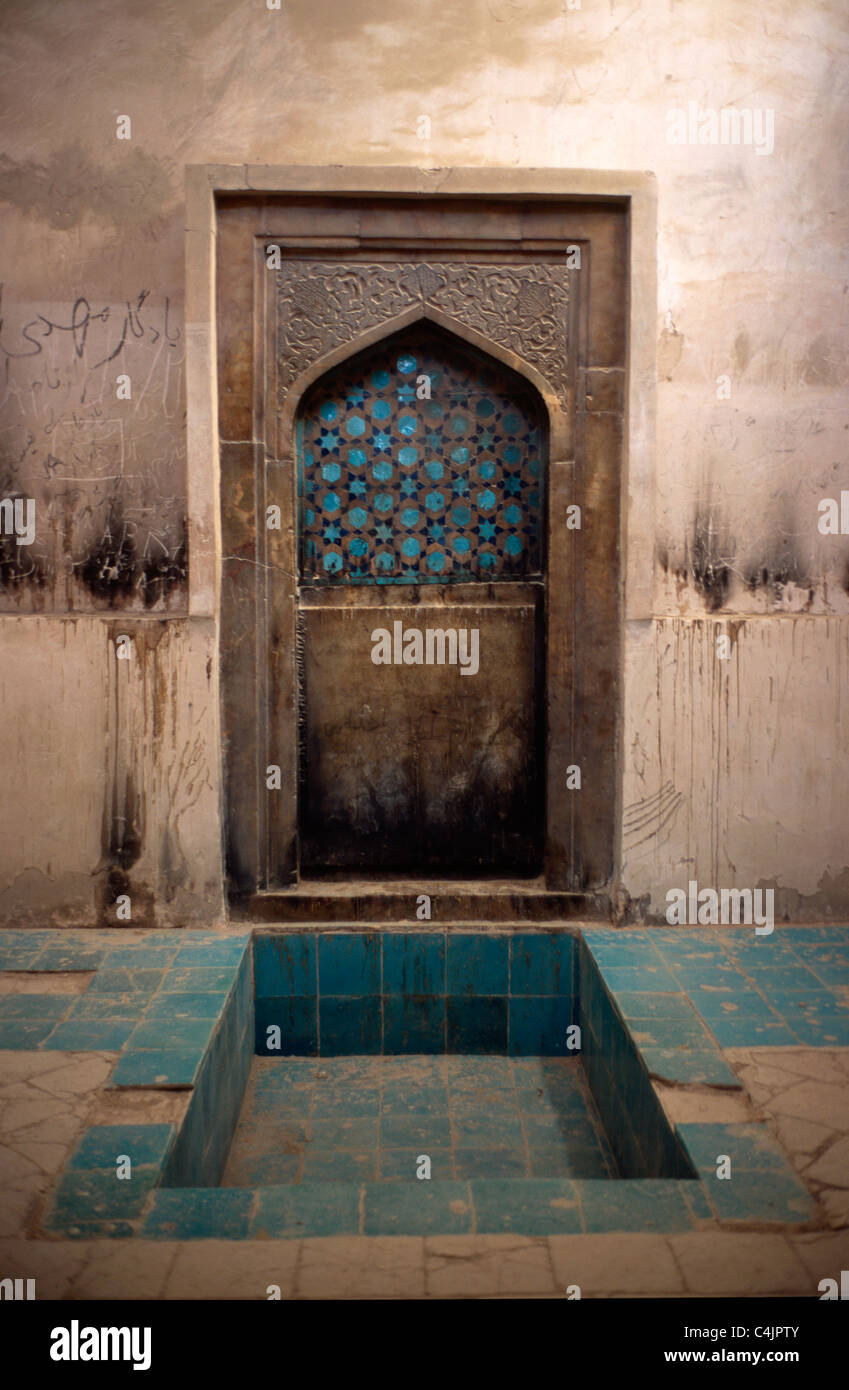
[
  {"xmin": 293, "ymin": 320, "xmax": 549, "ymax": 585},
  {"xmin": 278, "ymin": 307, "xmax": 566, "ymax": 459}
]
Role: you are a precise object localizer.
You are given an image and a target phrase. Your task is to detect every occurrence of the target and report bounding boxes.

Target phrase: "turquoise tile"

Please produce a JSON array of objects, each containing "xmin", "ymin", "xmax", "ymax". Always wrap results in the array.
[
  {"xmin": 127, "ymin": 1017, "xmax": 216, "ymax": 1051},
  {"xmin": 676, "ymin": 1123, "xmax": 789, "ymax": 1173},
  {"xmin": 363, "ymin": 1180, "xmax": 473, "ymax": 1234},
  {"xmin": 251, "ymin": 1183, "xmax": 359, "ymax": 1237},
  {"xmin": 382, "ymin": 932, "xmax": 445, "ymax": 995},
  {"xmin": 43, "ymin": 1020, "xmax": 136, "ymax": 1050},
  {"xmin": 0, "ymin": 1019, "xmax": 58, "ymax": 1047},
  {"xmin": 786, "ymin": 1013, "xmax": 849, "ymax": 1046},
  {"xmin": 47, "ymin": 1168, "xmax": 159, "ymax": 1227},
  {"xmin": 318, "ymin": 932, "xmax": 380, "ymax": 995},
  {"xmin": 686, "ymin": 986, "xmax": 780, "ymax": 1019},
  {"xmin": 0, "ymin": 995, "xmax": 71, "ymax": 1020},
  {"xmin": 310, "ymin": 1116, "xmax": 380, "ymax": 1147},
  {"xmin": 99, "ymin": 946, "xmax": 180, "ymax": 969},
  {"xmin": 173, "ymin": 940, "xmax": 249, "ymax": 967},
  {"xmin": 682, "ymin": 1181, "xmax": 715, "ymax": 1220},
  {"xmin": 380, "ymin": 1114, "xmax": 451, "ymax": 1148},
  {"xmin": 225, "ymin": 1152, "xmax": 300, "ymax": 1185},
  {"xmin": 578, "ymin": 1180, "xmax": 694, "ymax": 1232},
  {"xmin": 108, "ymin": 1048, "xmax": 204, "ymax": 1088},
  {"xmin": 312, "ymin": 1083, "xmax": 381, "ymax": 1116},
  {"xmin": 142, "ymin": 1189, "xmax": 253, "ymax": 1239},
  {"xmin": 702, "ymin": 1170, "xmax": 814, "ymax": 1223},
  {"xmin": 160, "ymin": 967, "xmax": 236, "ymax": 993},
  {"xmin": 521, "ymin": 1114, "xmax": 595, "ymax": 1147},
  {"xmin": 146, "ymin": 992, "xmax": 226, "ymax": 1020},
  {"xmin": 0, "ymin": 944, "xmax": 45, "ymax": 969},
  {"xmin": 66, "ymin": 994, "xmax": 147, "ymax": 1021},
  {"xmin": 587, "ymin": 939, "xmax": 660, "ymax": 967},
  {"xmin": 472, "ymin": 1178, "xmax": 582, "ymax": 1234},
  {"xmin": 627, "ymin": 1019, "xmax": 714, "ymax": 1048},
  {"xmin": 509, "ymin": 932, "xmax": 573, "ymax": 995},
  {"xmin": 615, "ymin": 992, "xmax": 698, "ymax": 1020},
  {"xmin": 43, "ymin": 1219, "xmax": 136, "ymax": 1240},
  {"xmin": 638, "ymin": 1046, "xmax": 741, "ymax": 1087},
  {"xmin": 87, "ymin": 969, "xmax": 166, "ymax": 996},
  {"xmin": 597, "ymin": 965, "xmax": 680, "ymax": 991},
  {"xmin": 738, "ymin": 963, "xmax": 825, "ymax": 991},
  {"xmin": 300, "ymin": 1150, "xmax": 377, "ymax": 1181},
  {"xmin": 454, "ymin": 1149, "xmax": 528, "ymax": 1178},
  {"xmin": 704, "ymin": 1016, "xmax": 798, "ymax": 1047},
  {"xmin": 379, "ymin": 1149, "xmax": 453, "ymax": 1180},
  {"xmin": 254, "ymin": 933, "xmax": 316, "ymax": 998},
  {"xmin": 446, "ymin": 935, "xmax": 508, "ymax": 995},
  {"xmin": 68, "ymin": 1124, "xmax": 176, "ymax": 1171},
  {"xmin": 32, "ymin": 946, "xmax": 106, "ymax": 970},
  {"xmin": 528, "ymin": 1145, "xmax": 611, "ymax": 1178},
  {"xmin": 452, "ymin": 1114, "xmax": 523, "ymax": 1148}
]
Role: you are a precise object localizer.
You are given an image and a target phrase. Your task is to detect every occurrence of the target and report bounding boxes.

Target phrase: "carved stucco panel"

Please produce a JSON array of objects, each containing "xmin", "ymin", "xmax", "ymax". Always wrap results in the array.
[{"xmin": 276, "ymin": 261, "xmax": 570, "ymax": 412}]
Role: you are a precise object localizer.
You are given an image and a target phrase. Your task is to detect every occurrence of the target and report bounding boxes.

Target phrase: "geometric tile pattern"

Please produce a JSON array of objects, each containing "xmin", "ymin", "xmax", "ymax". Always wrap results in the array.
[{"xmin": 297, "ymin": 330, "xmax": 544, "ymax": 584}]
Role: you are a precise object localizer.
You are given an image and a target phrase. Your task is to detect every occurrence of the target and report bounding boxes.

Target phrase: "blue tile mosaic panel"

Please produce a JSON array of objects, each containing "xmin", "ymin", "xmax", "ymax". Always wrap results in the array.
[{"xmin": 297, "ymin": 329, "xmax": 545, "ymax": 584}]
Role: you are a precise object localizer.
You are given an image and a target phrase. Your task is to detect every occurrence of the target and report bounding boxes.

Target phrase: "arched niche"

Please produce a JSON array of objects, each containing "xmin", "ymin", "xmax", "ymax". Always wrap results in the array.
[{"xmin": 293, "ymin": 322, "xmax": 549, "ymax": 589}]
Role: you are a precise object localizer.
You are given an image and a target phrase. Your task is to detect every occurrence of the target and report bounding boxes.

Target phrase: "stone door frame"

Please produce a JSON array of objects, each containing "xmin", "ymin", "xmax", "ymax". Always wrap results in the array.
[{"xmin": 185, "ymin": 166, "xmax": 657, "ymax": 902}]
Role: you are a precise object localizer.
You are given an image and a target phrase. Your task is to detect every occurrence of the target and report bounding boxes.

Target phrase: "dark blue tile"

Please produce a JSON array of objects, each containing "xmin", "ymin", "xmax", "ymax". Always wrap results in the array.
[
  {"xmin": 446, "ymin": 997, "xmax": 508, "ymax": 1052},
  {"xmin": 446, "ymin": 935, "xmax": 508, "ymax": 995},
  {"xmin": 319, "ymin": 996, "xmax": 381, "ymax": 1054},
  {"xmin": 142, "ymin": 1189, "xmax": 253, "ymax": 1239},
  {"xmin": 382, "ymin": 933, "xmax": 445, "ymax": 995},
  {"xmin": 318, "ymin": 933, "xmax": 380, "ymax": 995},
  {"xmin": 509, "ymin": 932, "xmax": 573, "ymax": 995},
  {"xmin": 383, "ymin": 995, "xmax": 445, "ymax": 1053},
  {"xmin": 509, "ymin": 996, "xmax": 572, "ymax": 1055},
  {"xmin": 253, "ymin": 933, "xmax": 316, "ymax": 998},
  {"xmin": 255, "ymin": 996, "xmax": 317, "ymax": 1055}
]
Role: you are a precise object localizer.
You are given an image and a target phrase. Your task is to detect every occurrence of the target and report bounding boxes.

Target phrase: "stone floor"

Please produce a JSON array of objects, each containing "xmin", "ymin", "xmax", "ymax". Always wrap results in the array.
[{"xmin": 221, "ymin": 1056, "xmax": 617, "ymax": 1185}]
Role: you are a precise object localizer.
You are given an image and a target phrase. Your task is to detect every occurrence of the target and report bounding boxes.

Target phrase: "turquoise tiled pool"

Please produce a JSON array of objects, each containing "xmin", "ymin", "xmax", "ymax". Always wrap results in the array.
[{"xmin": 1, "ymin": 924, "xmax": 846, "ymax": 1239}]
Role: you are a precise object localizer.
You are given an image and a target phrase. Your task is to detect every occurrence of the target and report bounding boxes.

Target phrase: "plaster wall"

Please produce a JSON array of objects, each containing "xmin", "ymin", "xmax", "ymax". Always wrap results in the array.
[{"xmin": 1, "ymin": 0, "xmax": 847, "ymax": 922}]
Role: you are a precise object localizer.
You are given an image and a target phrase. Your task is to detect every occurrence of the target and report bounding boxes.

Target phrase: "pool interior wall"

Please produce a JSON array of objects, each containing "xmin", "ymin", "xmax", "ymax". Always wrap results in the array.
[{"xmin": 32, "ymin": 924, "xmax": 834, "ymax": 1239}]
